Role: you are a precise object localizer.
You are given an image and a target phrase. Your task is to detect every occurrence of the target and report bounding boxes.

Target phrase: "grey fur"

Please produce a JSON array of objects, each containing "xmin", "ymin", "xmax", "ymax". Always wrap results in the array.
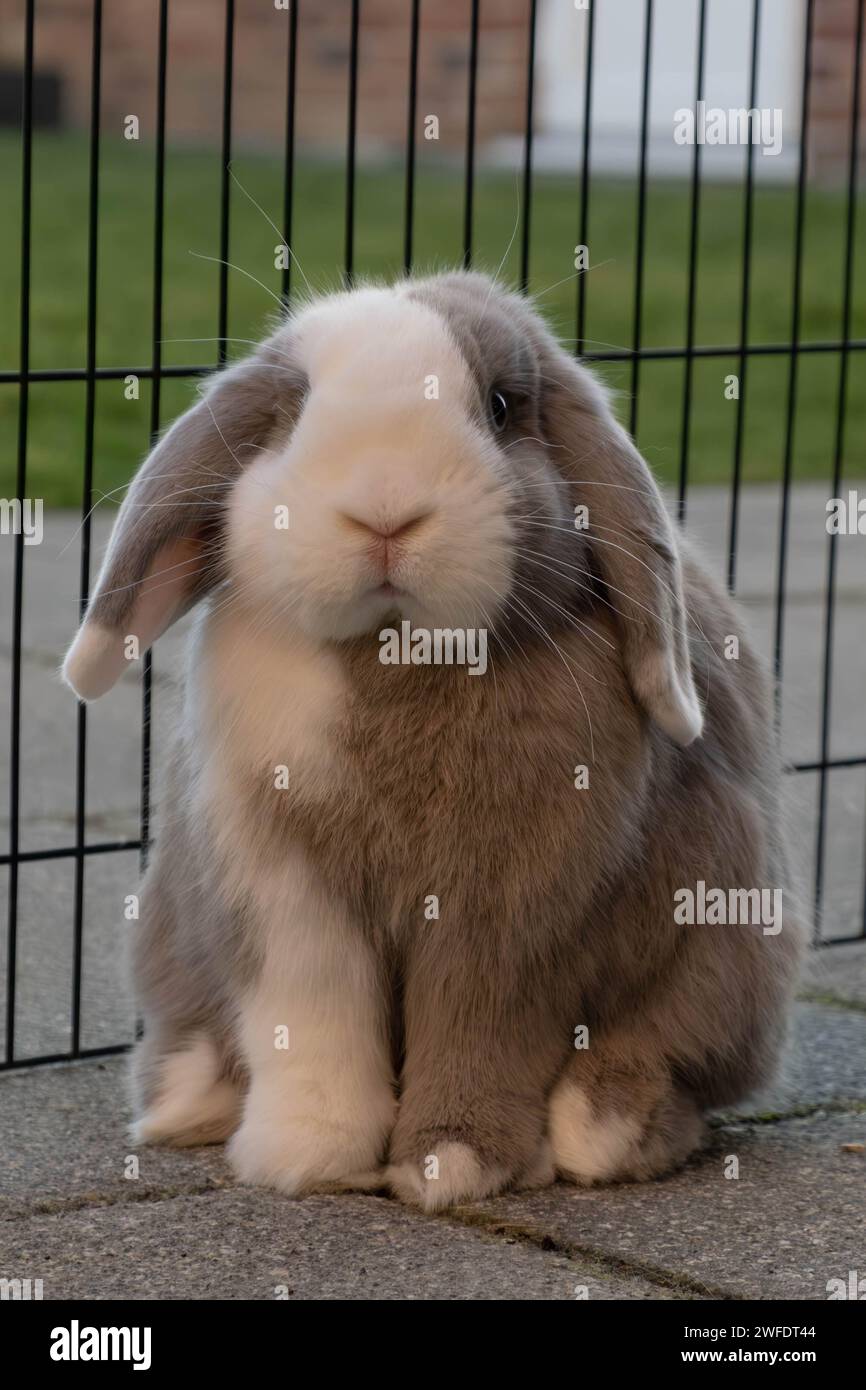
[{"xmin": 86, "ymin": 335, "xmax": 303, "ymax": 633}]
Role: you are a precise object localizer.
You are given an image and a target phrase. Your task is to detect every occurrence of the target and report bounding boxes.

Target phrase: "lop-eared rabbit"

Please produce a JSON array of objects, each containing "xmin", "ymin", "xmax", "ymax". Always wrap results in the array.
[{"xmin": 64, "ymin": 272, "xmax": 802, "ymax": 1209}]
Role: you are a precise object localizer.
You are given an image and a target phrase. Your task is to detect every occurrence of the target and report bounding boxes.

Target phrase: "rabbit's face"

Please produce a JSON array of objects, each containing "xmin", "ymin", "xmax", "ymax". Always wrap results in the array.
[
  {"xmin": 64, "ymin": 270, "xmax": 702, "ymax": 747},
  {"xmin": 227, "ymin": 285, "xmax": 576, "ymax": 643}
]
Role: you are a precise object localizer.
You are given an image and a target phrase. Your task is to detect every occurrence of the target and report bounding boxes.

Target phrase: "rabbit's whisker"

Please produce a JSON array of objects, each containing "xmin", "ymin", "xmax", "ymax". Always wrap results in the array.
[
  {"xmin": 509, "ymin": 577, "xmax": 613, "ymax": 672},
  {"xmin": 503, "ymin": 589, "xmax": 596, "ymax": 761},
  {"xmin": 188, "ymin": 250, "xmax": 287, "ymax": 314},
  {"xmin": 227, "ymin": 163, "xmax": 313, "ymax": 298},
  {"xmin": 530, "ymin": 258, "xmax": 617, "ymax": 302}
]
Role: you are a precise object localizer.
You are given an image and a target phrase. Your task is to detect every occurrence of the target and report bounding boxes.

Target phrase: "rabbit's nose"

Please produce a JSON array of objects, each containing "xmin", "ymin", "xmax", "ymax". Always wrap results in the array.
[{"xmin": 338, "ymin": 510, "xmax": 432, "ymax": 544}]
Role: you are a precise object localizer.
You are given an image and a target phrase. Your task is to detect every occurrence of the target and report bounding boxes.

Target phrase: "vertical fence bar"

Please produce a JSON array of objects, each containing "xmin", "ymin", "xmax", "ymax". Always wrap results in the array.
[
  {"xmin": 519, "ymin": 0, "xmax": 537, "ymax": 293},
  {"xmin": 281, "ymin": 0, "xmax": 299, "ymax": 306},
  {"xmin": 5, "ymin": 0, "xmax": 35, "ymax": 1065},
  {"xmin": 814, "ymin": 0, "xmax": 865, "ymax": 939},
  {"xmin": 218, "ymin": 0, "xmax": 235, "ymax": 363},
  {"xmin": 403, "ymin": 0, "xmax": 421, "ymax": 274},
  {"xmin": 727, "ymin": 0, "xmax": 762, "ymax": 594},
  {"xmin": 773, "ymin": 0, "xmax": 815, "ymax": 704},
  {"xmin": 677, "ymin": 0, "xmax": 707, "ymax": 524},
  {"xmin": 575, "ymin": 0, "xmax": 595, "ymax": 357},
  {"xmin": 141, "ymin": 0, "xmax": 169, "ymax": 872},
  {"xmin": 71, "ymin": 0, "xmax": 103, "ymax": 1055},
  {"xmin": 629, "ymin": 0, "xmax": 654, "ymax": 438},
  {"xmin": 344, "ymin": 0, "xmax": 360, "ymax": 286},
  {"xmin": 463, "ymin": 0, "xmax": 480, "ymax": 268}
]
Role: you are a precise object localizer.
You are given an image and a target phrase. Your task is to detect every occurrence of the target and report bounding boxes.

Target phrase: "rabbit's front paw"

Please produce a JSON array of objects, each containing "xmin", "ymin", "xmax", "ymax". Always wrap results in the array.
[
  {"xmin": 386, "ymin": 1140, "xmax": 512, "ymax": 1212},
  {"xmin": 227, "ymin": 1088, "xmax": 395, "ymax": 1196}
]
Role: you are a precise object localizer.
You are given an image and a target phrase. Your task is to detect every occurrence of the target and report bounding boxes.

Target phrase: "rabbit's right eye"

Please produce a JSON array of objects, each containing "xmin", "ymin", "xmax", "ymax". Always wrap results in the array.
[{"xmin": 489, "ymin": 389, "xmax": 510, "ymax": 433}]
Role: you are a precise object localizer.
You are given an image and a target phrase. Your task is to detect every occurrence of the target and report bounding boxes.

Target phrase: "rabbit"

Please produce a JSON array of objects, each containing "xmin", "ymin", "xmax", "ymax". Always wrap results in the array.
[{"xmin": 63, "ymin": 270, "xmax": 803, "ymax": 1210}]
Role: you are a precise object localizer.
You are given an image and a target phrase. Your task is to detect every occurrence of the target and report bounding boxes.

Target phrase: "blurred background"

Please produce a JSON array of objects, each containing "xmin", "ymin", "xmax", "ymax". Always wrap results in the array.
[{"xmin": 0, "ymin": 0, "xmax": 864, "ymax": 502}]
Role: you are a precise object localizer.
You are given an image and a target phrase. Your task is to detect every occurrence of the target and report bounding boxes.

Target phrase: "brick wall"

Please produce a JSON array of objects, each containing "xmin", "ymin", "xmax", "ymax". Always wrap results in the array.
[
  {"xmin": 810, "ymin": 0, "xmax": 866, "ymax": 178},
  {"xmin": 1, "ymin": 0, "xmax": 862, "ymax": 176},
  {"xmin": 0, "ymin": 0, "xmax": 530, "ymax": 153}
]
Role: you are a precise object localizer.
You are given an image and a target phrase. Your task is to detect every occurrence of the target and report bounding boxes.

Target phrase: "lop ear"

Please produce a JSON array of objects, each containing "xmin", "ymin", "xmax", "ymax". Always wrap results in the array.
[
  {"xmin": 544, "ymin": 353, "xmax": 703, "ymax": 747},
  {"xmin": 63, "ymin": 343, "xmax": 287, "ymax": 700}
]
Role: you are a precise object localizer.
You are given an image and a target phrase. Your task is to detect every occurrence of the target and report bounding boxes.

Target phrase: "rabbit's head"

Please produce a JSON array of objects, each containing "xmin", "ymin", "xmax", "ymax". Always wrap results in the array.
[{"xmin": 63, "ymin": 271, "xmax": 702, "ymax": 746}]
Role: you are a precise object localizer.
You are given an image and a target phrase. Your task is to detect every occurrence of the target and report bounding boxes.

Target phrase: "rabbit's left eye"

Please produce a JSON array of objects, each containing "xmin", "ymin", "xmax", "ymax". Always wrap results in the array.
[{"xmin": 489, "ymin": 389, "xmax": 510, "ymax": 432}]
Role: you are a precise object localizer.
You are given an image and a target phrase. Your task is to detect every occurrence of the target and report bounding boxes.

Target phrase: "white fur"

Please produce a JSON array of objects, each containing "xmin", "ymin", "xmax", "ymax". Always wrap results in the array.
[
  {"xmin": 387, "ymin": 1141, "xmax": 509, "ymax": 1212},
  {"xmin": 195, "ymin": 600, "xmax": 347, "ymax": 813},
  {"xmin": 131, "ymin": 1034, "xmax": 239, "ymax": 1146},
  {"xmin": 62, "ymin": 623, "xmax": 124, "ymax": 701},
  {"xmin": 548, "ymin": 1077, "xmax": 642, "ymax": 1183},
  {"xmin": 226, "ymin": 851, "xmax": 396, "ymax": 1194},
  {"xmin": 186, "ymin": 600, "xmax": 397, "ymax": 1192},
  {"xmin": 63, "ymin": 538, "xmax": 203, "ymax": 700},
  {"xmin": 228, "ymin": 288, "xmax": 514, "ymax": 645}
]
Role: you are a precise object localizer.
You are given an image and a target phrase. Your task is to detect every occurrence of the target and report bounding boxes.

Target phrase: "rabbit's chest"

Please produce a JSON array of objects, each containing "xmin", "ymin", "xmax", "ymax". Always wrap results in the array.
[
  {"xmin": 309, "ymin": 650, "xmax": 587, "ymax": 928},
  {"xmin": 197, "ymin": 615, "xmax": 593, "ymax": 932},
  {"xmin": 199, "ymin": 607, "xmax": 349, "ymax": 807}
]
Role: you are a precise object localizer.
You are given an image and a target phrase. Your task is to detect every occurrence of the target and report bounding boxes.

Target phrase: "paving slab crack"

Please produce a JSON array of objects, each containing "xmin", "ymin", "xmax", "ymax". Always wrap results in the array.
[
  {"xmin": 1, "ymin": 1177, "xmax": 231, "ymax": 1223},
  {"xmin": 797, "ymin": 989, "xmax": 866, "ymax": 1017},
  {"xmin": 440, "ymin": 1206, "xmax": 734, "ymax": 1300},
  {"xmin": 710, "ymin": 1097, "xmax": 866, "ymax": 1127}
]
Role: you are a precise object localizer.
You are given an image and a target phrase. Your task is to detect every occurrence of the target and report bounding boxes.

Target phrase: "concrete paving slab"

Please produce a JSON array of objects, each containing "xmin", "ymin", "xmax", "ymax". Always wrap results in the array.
[
  {"xmin": 803, "ymin": 940, "xmax": 866, "ymax": 1009},
  {"xmin": 0, "ymin": 852, "xmax": 137, "ymax": 1061},
  {"xmin": 729, "ymin": 999, "xmax": 866, "ymax": 1119},
  {"xmin": 458, "ymin": 1110, "xmax": 866, "ymax": 1301},
  {"xmin": 0, "ymin": 512, "xmax": 186, "ymax": 864},
  {"xmin": 0, "ymin": 1058, "xmax": 229, "ymax": 1219},
  {"xmin": 0, "ymin": 1190, "xmax": 682, "ymax": 1301}
]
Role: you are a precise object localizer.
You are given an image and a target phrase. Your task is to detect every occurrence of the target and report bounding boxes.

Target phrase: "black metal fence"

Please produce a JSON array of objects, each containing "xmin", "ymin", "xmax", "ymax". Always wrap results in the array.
[{"xmin": 2, "ymin": 0, "xmax": 865, "ymax": 1071}]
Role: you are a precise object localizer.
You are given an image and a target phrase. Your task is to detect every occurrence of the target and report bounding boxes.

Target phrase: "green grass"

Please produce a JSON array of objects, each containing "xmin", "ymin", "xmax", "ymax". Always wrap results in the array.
[{"xmin": 1, "ymin": 133, "xmax": 865, "ymax": 506}]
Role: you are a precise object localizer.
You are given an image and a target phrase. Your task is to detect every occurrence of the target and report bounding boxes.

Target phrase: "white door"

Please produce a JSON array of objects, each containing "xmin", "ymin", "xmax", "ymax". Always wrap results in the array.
[{"xmin": 536, "ymin": 0, "xmax": 805, "ymax": 176}]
